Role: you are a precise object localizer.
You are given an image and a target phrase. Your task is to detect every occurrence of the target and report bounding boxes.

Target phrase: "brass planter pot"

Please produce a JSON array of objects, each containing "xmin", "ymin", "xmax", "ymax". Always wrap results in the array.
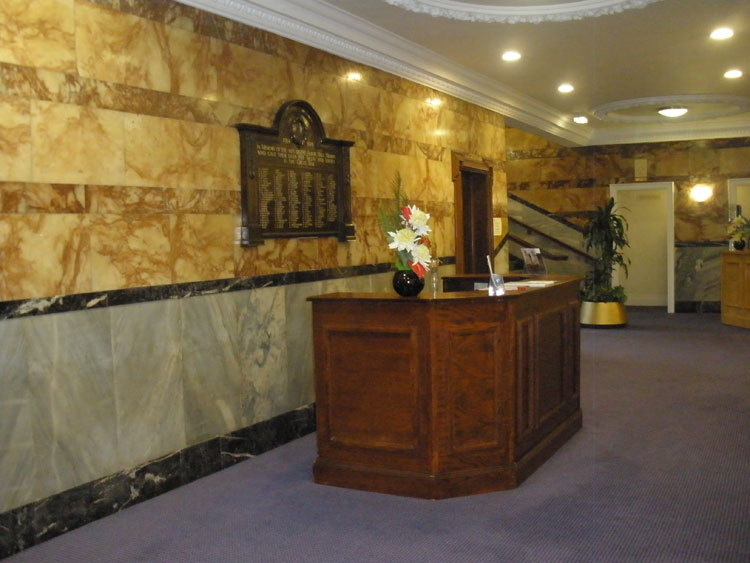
[{"xmin": 580, "ymin": 301, "xmax": 627, "ymax": 328}]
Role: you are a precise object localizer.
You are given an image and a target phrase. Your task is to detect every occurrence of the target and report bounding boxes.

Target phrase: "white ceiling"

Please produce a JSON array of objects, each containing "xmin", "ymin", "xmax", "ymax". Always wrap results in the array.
[{"xmin": 181, "ymin": 0, "xmax": 750, "ymax": 146}]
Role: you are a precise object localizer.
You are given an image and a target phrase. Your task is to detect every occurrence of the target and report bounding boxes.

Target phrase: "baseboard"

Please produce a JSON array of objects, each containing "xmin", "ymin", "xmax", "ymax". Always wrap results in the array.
[{"xmin": 0, "ymin": 404, "xmax": 316, "ymax": 560}]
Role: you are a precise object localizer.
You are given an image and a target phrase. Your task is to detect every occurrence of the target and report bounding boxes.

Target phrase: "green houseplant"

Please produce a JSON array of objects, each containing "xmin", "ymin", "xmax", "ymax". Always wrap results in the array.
[{"xmin": 580, "ymin": 197, "xmax": 630, "ymax": 326}]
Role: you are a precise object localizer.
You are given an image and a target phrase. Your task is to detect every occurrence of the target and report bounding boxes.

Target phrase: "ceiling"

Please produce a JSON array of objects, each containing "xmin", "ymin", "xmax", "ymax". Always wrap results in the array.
[{"xmin": 180, "ymin": 0, "xmax": 750, "ymax": 146}]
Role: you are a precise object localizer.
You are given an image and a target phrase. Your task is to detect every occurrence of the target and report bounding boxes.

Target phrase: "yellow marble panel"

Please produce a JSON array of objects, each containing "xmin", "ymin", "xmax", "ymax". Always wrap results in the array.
[
  {"xmin": 0, "ymin": 0, "xmax": 75, "ymax": 72},
  {"xmin": 0, "ymin": 214, "xmax": 90, "ymax": 301},
  {"xmin": 124, "ymin": 114, "xmax": 239, "ymax": 190},
  {"xmin": 0, "ymin": 96, "xmax": 32, "ymax": 182},
  {"xmin": 31, "ymin": 100, "xmax": 126, "ymax": 185},
  {"xmin": 652, "ymin": 150, "xmax": 689, "ymax": 177},
  {"xmin": 216, "ymin": 41, "xmax": 291, "ymax": 110},
  {"xmin": 76, "ymin": 2, "xmax": 170, "ymax": 93},
  {"xmin": 719, "ymin": 147, "xmax": 750, "ymax": 175},
  {"xmin": 90, "ymin": 214, "xmax": 171, "ymax": 291},
  {"xmin": 171, "ymin": 214, "xmax": 234, "ymax": 283}
]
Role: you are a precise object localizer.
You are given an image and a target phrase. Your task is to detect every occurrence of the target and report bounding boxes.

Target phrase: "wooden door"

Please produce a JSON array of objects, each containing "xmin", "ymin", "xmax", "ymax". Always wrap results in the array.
[{"xmin": 453, "ymin": 156, "xmax": 493, "ymax": 274}]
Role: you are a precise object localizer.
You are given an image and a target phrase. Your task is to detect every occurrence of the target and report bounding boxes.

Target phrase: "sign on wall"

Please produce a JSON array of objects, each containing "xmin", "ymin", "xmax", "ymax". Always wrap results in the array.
[{"xmin": 235, "ymin": 100, "xmax": 355, "ymax": 246}]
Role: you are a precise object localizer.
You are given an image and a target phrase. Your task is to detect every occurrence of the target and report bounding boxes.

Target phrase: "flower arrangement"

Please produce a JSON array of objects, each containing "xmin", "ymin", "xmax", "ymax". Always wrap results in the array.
[
  {"xmin": 728, "ymin": 214, "xmax": 750, "ymax": 241},
  {"xmin": 378, "ymin": 174, "xmax": 433, "ymax": 279}
]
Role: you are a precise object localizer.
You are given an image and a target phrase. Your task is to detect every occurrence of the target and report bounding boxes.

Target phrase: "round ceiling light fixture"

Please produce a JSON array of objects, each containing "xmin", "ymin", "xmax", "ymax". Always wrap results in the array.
[
  {"xmin": 658, "ymin": 107, "xmax": 688, "ymax": 118},
  {"xmin": 381, "ymin": 0, "xmax": 664, "ymax": 24},
  {"xmin": 573, "ymin": 115, "xmax": 589, "ymax": 124},
  {"xmin": 724, "ymin": 69, "xmax": 743, "ymax": 79},
  {"xmin": 592, "ymin": 95, "xmax": 750, "ymax": 123},
  {"xmin": 502, "ymin": 50, "xmax": 521, "ymax": 62},
  {"xmin": 558, "ymin": 83, "xmax": 574, "ymax": 93}
]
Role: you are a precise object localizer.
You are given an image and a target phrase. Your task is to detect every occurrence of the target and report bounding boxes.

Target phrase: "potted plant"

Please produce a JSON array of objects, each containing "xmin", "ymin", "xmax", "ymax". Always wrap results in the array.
[{"xmin": 579, "ymin": 197, "xmax": 630, "ymax": 327}]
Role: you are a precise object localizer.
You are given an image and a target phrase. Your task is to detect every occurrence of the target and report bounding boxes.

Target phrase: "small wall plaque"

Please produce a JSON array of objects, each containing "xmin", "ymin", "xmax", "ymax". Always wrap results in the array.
[{"xmin": 235, "ymin": 100, "xmax": 355, "ymax": 247}]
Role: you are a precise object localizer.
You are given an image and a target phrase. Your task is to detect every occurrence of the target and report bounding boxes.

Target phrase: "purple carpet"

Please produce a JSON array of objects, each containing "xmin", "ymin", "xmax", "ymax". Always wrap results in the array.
[{"xmin": 5, "ymin": 309, "xmax": 749, "ymax": 562}]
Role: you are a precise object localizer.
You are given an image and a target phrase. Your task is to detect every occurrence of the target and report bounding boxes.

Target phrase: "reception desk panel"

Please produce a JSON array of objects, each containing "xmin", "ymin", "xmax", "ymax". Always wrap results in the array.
[{"xmin": 310, "ymin": 276, "xmax": 582, "ymax": 498}]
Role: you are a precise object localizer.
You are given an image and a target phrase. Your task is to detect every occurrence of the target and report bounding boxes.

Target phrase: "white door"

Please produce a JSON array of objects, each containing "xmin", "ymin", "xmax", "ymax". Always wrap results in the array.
[
  {"xmin": 728, "ymin": 178, "xmax": 750, "ymax": 219},
  {"xmin": 610, "ymin": 182, "xmax": 675, "ymax": 313}
]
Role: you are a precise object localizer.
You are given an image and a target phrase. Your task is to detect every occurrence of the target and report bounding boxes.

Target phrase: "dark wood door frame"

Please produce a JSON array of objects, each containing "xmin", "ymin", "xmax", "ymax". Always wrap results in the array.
[{"xmin": 452, "ymin": 154, "xmax": 493, "ymax": 274}]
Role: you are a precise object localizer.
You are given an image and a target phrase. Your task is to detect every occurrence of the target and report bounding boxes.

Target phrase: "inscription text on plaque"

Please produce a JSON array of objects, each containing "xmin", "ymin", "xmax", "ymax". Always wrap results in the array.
[{"xmin": 236, "ymin": 101, "xmax": 355, "ymax": 246}]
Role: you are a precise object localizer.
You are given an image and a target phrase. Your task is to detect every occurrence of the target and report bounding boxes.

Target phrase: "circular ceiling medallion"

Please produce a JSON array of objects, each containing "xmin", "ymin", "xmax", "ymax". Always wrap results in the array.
[
  {"xmin": 381, "ymin": 0, "xmax": 664, "ymax": 23},
  {"xmin": 591, "ymin": 95, "xmax": 750, "ymax": 123}
]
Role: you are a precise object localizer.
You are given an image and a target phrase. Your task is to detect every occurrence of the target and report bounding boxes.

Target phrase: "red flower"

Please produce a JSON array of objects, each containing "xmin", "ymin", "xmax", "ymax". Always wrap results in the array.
[
  {"xmin": 401, "ymin": 206, "xmax": 412, "ymax": 222},
  {"xmin": 408, "ymin": 260, "xmax": 426, "ymax": 279}
]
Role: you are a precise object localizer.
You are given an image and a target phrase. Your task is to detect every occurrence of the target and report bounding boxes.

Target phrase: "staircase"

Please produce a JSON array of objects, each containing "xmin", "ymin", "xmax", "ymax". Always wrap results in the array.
[{"xmin": 504, "ymin": 193, "xmax": 593, "ymax": 276}]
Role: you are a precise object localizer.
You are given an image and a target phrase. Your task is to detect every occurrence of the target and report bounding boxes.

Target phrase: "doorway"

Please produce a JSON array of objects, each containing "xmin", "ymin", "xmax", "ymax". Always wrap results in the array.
[
  {"xmin": 728, "ymin": 177, "xmax": 750, "ymax": 219},
  {"xmin": 452, "ymin": 156, "xmax": 493, "ymax": 274},
  {"xmin": 610, "ymin": 182, "xmax": 675, "ymax": 313}
]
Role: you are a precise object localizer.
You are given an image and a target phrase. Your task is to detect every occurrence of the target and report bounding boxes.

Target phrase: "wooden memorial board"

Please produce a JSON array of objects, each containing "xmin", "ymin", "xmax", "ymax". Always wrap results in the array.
[{"xmin": 235, "ymin": 101, "xmax": 355, "ymax": 247}]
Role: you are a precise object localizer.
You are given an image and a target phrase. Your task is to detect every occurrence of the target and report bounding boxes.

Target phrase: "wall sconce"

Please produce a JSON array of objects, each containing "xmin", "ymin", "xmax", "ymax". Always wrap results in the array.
[
  {"xmin": 346, "ymin": 72, "xmax": 362, "ymax": 81},
  {"xmin": 690, "ymin": 184, "xmax": 713, "ymax": 202},
  {"xmin": 426, "ymin": 97, "xmax": 442, "ymax": 107}
]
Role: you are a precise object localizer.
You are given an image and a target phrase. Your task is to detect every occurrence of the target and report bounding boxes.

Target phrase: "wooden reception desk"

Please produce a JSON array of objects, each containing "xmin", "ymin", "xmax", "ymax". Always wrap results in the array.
[{"xmin": 308, "ymin": 275, "xmax": 582, "ymax": 499}]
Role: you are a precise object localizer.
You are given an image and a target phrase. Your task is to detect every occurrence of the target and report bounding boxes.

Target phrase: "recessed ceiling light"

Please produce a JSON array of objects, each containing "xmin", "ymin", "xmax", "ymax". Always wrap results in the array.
[
  {"xmin": 724, "ymin": 69, "xmax": 743, "ymax": 79},
  {"xmin": 558, "ymin": 83, "xmax": 574, "ymax": 93},
  {"xmin": 573, "ymin": 115, "xmax": 588, "ymax": 124},
  {"xmin": 502, "ymin": 50, "xmax": 521, "ymax": 62},
  {"xmin": 346, "ymin": 72, "xmax": 362, "ymax": 81},
  {"xmin": 710, "ymin": 27, "xmax": 733, "ymax": 40},
  {"xmin": 658, "ymin": 107, "xmax": 688, "ymax": 118}
]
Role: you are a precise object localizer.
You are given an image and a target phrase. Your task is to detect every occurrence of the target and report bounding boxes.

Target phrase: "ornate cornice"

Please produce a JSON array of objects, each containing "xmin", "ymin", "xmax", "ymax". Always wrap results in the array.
[
  {"xmin": 381, "ymin": 0, "xmax": 664, "ymax": 24},
  {"xmin": 175, "ymin": 0, "xmax": 746, "ymax": 147},
  {"xmin": 592, "ymin": 95, "xmax": 750, "ymax": 123}
]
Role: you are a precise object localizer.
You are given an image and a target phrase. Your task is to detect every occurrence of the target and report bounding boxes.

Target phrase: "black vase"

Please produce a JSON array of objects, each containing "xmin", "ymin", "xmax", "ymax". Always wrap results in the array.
[
  {"xmin": 733, "ymin": 239, "xmax": 746, "ymax": 251},
  {"xmin": 392, "ymin": 270, "xmax": 425, "ymax": 297}
]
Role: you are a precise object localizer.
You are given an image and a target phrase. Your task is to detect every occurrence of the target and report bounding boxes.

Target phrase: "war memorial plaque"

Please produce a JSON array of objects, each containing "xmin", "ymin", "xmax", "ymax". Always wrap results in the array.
[{"xmin": 235, "ymin": 101, "xmax": 355, "ymax": 247}]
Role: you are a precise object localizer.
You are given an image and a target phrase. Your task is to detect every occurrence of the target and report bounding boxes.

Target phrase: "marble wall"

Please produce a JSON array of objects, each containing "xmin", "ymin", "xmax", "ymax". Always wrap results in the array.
[
  {"xmin": 0, "ymin": 0, "xmax": 505, "ymax": 543},
  {"xmin": 506, "ymin": 127, "xmax": 750, "ymax": 302},
  {"xmin": 0, "ymin": 0, "xmax": 507, "ymax": 303}
]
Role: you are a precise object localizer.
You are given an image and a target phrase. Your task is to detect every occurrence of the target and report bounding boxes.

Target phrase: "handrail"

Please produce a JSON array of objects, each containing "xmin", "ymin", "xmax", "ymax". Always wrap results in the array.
[
  {"xmin": 491, "ymin": 232, "xmax": 569, "ymax": 261},
  {"xmin": 509, "ymin": 217, "xmax": 595, "ymax": 262}
]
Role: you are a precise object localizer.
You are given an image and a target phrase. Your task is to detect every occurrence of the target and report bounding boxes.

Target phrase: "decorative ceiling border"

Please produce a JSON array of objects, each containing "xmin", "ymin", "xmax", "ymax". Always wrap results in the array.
[
  {"xmin": 592, "ymin": 94, "xmax": 750, "ymax": 123},
  {"xmin": 381, "ymin": 0, "xmax": 664, "ymax": 24},
  {"xmin": 177, "ymin": 0, "xmax": 589, "ymax": 145},
  {"xmin": 589, "ymin": 116, "xmax": 750, "ymax": 146}
]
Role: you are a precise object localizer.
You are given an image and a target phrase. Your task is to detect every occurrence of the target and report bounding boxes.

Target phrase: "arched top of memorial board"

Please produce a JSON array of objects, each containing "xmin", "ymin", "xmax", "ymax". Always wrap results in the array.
[{"xmin": 274, "ymin": 100, "xmax": 326, "ymax": 149}]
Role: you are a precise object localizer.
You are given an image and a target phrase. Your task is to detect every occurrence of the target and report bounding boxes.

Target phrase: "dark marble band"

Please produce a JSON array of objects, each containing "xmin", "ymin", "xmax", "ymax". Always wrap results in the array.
[
  {"xmin": 0, "ymin": 404, "xmax": 316, "ymax": 560},
  {"xmin": 0, "ymin": 258, "xmax": 456, "ymax": 321}
]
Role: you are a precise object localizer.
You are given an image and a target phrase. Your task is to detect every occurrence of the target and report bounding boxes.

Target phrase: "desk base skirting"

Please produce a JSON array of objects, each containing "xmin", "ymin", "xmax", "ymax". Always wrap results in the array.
[{"xmin": 313, "ymin": 410, "xmax": 582, "ymax": 499}]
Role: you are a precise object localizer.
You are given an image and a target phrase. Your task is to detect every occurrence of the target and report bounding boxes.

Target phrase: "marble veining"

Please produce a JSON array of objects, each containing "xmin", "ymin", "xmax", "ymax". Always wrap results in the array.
[
  {"xmin": 0, "ymin": 261, "xmax": 422, "ymax": 320},
  {"xmin": 0, "ymin": 405, "xmax": 315, "ymax": 559}
]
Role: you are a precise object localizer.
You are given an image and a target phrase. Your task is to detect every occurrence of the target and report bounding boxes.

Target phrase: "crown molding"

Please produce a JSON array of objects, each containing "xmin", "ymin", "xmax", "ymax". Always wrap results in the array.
[
  {"xmin": 382, "ymin": 0, "xmax": 663, "ymax": 24},
  {"xmin": 588, "ymin": 116, "xmax": 750, "ymax": 146},
  {"xmin": 174, "ymin": 0, "xmax": 743, "ymax": 147},
  {"xmin": 176, "ymin": 0, "xmax": 590, "ymax": 145}
]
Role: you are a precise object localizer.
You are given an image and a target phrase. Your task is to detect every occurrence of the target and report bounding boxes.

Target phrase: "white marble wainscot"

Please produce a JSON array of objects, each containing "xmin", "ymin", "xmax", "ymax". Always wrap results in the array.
[
  {"xmin": 0, "ymin": 317, "xmax": 35, "ymax": 513},
  {"xmin": 0, "ymin": 266, "xmax": 411, "ymax": 558},
  {"xmin": 181, "ymin": 285, "xmax": 288, "ymax": 445},
  {"xmin": 111, "ymin": 300, "xmax": 185, "ymax": 469},
  {"xmin": 25, "ymin": 307, "xmax": 120, "ymax": 505},
  {"xmin": 675, "ymin": 245, "xmax": 722, "ymax": 307}
]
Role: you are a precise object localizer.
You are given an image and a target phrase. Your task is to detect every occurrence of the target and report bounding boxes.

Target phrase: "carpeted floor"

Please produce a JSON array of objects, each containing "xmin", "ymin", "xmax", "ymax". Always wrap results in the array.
[{"xmin": 5, "ymin": 309, "xmax": 750, "ymax": 562}]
